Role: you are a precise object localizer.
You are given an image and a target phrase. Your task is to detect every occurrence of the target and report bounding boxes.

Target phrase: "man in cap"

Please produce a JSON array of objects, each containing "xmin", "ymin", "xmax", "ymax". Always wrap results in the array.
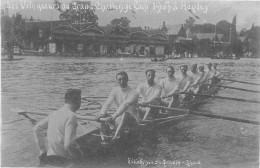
[
  {"xmin": 160, "ymin": 66, "xmax": 180, "ymax": 110},
  {"xmin": 137, "ymin": 69, "xmax": 162, "ymax": 120},
  {"xmin": 33, "ymin": 89, "xmax": 83, "ymax": 166}
]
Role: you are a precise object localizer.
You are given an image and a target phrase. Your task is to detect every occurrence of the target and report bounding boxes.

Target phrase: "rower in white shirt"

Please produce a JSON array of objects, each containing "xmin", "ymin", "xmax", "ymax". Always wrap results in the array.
[
  {"xmin": 212, "ymin": 63, "xmax": 221, "ymax": 84},
  {"xmin": 96, "ymin": 71, "xmax": 140, "ymax": 144},
  {"xmin": 197, "ymin": 65, "xmax": 208, "ymax": 94},
  {"xmin": 160, "ymin": 66, "xmax": 180, "ymax": 109},
  {"xmin": 205, "ymin": 63, "xmax": 214, "ymax": 86},
  {"xmin": 33, "ymin": 89, "xmax": 82, "ymax": 166},
  {"xmin": 189, "ymin": 64, "xmax": 202, "ymax": 95},
  {"xmin": 137, "ymin": 69, "xmax": 162, "ymax": 120},
  {"xmin": 179, "ymin": 65, "xmax": 192, "ymax": 101}
]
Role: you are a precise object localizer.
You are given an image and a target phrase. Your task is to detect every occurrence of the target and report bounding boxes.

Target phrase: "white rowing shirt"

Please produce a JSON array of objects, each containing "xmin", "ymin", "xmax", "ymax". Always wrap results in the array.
[
  {"xmin": 137, "ymin": 82, "xmax": 162, "ymax": 103},
  {"xmin": 33, "ymin": 104, "xmax": 78, "ymax": 159},
  {"xmin": 179, "ymin": 75, "xmax": 192, "ymax": 92},
  {"xmin": 159, "ymin": 77, "xmax": 180, "ymax": 97},
  {"xmin": 206, "ymin": 69, "xmax": 215, "ymax": 83},
  {"xmin": 100, "ymin": 85, "xmax": 140, "ymax": 122}
]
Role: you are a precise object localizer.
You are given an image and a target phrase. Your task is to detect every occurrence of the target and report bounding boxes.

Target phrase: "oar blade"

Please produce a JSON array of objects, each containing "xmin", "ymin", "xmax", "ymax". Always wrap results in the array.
[{"xmin": 11, "ymin": 108, "xmax": 27, "ymax": 115}]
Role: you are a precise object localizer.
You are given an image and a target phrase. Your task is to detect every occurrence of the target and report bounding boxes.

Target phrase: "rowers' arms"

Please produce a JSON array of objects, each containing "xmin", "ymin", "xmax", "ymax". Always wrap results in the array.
[
  {"xmin": 181, "ymin": 78, "xmax": 192, "ymax": 93},
  {"xmin": 165, "ymin": 82, "xmax": 180, "ymax": 98},
  {"xmin": 191, "ymin": 75, "xmax": 201, "ymax": 87},
  {"xmin": 99, "ymin": 89, "xmax": 115, "ymax": 115},
  {"xmin": 111, "ymin": 92, "xmax": 139, "ymax": 119},
  {"xmin": 33, "ymin": 116, "xmax": 49, "ymax": 155},
  {"xmin": 142, "ymin": 85, "xmax": 162, "ymax": 104}
]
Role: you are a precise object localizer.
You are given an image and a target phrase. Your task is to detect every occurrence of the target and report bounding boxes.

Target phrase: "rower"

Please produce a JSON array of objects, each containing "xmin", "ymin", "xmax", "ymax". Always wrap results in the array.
[
  {"xmin": 178, "ymin": 65, "xmax": 192, "ymax": 102},
  {"xmin": 205, "ymin": 63, "xmax": 214, "ymax": 89},
  {"xmin": 188, "ymin": 64, "xmax": 201, "ymax": 94},
  {"xmin": 212, "ymin": 63, "xmax": 221, "ymax": 84},
  {"xmin": 33, "ymin": 89, "xmax": 83, "ymax": 167},
  {"xmin": 96, "ymin": 71, "xmax": 140, "ymax": 144},
  {"xmin": 198, "ymin": 65, "xmax": 207, "ymax": 94},
  {"xmin": 160, "ymin": 66, "xmax": 180, "ymax": 110},
  {"xmin": 137, "ymin": 69, "xmax": 162, "ymax": 120}
]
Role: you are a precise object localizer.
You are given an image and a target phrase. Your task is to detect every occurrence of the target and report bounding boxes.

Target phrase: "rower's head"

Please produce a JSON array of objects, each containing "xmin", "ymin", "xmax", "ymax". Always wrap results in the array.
[
  {"xmin": 145, "ymin": 69, "xmax": 156, "ymax": 85},
  {"xmin": 65, "ymin": 89, "xmax": 82, "ymax": 112},
  {"xmin": 166, "ymin": 66, "xmax": 175, "ymax": 78},
  {"xmin": 207, "ymin": 63, "xmax": 213, "ymax": 69},
  {"xmin": 213, "ymin": 63, "xmax": 217, "ymax": 69},
  {"xmin": 198, "ymin": 65, "xmax": 204, "ymax": 72},
  {"xmin": 180, "ymin": 65, "xmax": 188, "ymax": 75},
  {"xmin": 191, "ymin": 64, "xmax": 197, "ymax": 73},
  {"xmin": 116, "ymin": 71, "xmax": 128, "ymax": 88}
]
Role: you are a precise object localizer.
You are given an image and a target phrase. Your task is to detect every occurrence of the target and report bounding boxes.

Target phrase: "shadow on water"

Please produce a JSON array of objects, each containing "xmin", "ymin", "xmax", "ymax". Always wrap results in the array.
[{"xmin": 75, "ymin": 129, "xmax": 160, "ymax": 168}]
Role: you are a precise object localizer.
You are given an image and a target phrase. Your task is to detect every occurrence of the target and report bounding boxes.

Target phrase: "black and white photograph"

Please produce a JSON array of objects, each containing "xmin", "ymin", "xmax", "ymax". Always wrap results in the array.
[{"xmin": 1, "ymin": 0, "xmax": 260, "ymax": 167}]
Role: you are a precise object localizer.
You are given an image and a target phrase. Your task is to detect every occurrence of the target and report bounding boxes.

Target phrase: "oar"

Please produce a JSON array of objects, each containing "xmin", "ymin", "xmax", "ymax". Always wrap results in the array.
[
  {"xmin": 12, "ymin": 109, "xmax": 106, "ymax": 122},
  {"xmin": 204, "ymin": 84, "xmax": 260, "ymax": 93},
  {"xmin": 82, "ymin": 96, "xmax": 107, "ymax": 99},
  {"xmin": 179, "ymin": 92, "xmax": 260, "ymax": 104},
  {"xmin": 220, "ymin": 78, "xmax": 260, "ymax": 86},
  {"xmin": 139, "ymin": 104, "xmax": 260, "ymax": 125}
]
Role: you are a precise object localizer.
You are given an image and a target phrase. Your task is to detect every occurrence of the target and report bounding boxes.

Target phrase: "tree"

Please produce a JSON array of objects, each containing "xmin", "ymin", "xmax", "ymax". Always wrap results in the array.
[
  {"xmin": 1, "ymin": 13, "xmax": 25, "ymax": 48},
  {"xmin": 110, "ymin": 17, "xmax": 131, "ymax": 28},
  {"xmin": 55, "ymin": 1, "xmax": 98, "ymax": 27}
]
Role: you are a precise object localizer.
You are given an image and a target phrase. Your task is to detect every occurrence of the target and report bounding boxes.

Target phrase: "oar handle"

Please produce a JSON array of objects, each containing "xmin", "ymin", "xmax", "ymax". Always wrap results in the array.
[{"xmin": 138, "ymin": 103, "xmax": 187, "ymax": 113}]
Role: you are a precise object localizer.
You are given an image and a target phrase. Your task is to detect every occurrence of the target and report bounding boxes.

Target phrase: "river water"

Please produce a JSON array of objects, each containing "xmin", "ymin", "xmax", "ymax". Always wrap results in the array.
[{"xmin": 1, "ymin": 56, "xmax": 260, "ymax": 167}]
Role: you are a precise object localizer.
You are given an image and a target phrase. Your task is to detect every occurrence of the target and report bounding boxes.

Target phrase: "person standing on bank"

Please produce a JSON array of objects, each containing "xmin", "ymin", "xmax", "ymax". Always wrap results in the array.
[
  {"xmin": 96, "ymin": 71, "xmax": 140, "ymax": 144},
  {"xmin": 137, "ymin": 69, "xmax": 162, "ymax": 120},
  {"xmin": 33, "ymin": 89, "xmax": 83, "ymax": 166},
  {"xmin": 160, "ymin": 66, "xmax": 180, "ymax": 109}
]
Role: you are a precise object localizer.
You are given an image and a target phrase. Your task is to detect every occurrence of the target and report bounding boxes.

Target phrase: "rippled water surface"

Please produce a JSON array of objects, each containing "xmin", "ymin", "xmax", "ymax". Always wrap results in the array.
[{"xmin": 1, "ymin": 56, "xmax": 260, "ymax": 167}]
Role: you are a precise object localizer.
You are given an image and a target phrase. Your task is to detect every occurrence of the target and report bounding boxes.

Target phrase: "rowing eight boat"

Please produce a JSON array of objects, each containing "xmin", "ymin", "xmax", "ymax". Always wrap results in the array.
[{"xmin": 75, "ymin": 84, "xmax": 221, "ymax": 157}]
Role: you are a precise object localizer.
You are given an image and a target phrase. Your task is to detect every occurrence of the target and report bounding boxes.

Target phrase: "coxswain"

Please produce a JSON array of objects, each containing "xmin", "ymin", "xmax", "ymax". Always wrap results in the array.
[
  {"xmin": 95, "ymin": 71, "xmax": 140, "ymax": 144},
  {"xmin": 160, "ymin": 66, "xmax": 180, "ymax": 111},
  {"xmin": 33, "ymin": 89, "xmax": 83, "ymax": 167},
  {"xmin": 137, "ymin": 69, "xmax": 162, "ymax": 120},
  {"xmin": 178, "ymin": 65, "xmax": 192, "ymax": 102}
]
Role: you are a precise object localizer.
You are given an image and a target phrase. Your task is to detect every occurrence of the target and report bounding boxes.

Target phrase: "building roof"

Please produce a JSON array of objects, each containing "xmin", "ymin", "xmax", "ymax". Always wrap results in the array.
[
  {"xmin": 166, "ymin": 24, "xmax": 183, "ymax": 35},
  {"xmin": 194, "ymin": 33, "xmax": 223, "ymax": 41}
]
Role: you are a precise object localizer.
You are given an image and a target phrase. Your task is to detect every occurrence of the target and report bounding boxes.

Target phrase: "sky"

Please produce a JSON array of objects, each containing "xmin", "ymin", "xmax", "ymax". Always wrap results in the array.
[{"xmin": 1, "ymin": 0, "xmax": 260, "ymax": 30}]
